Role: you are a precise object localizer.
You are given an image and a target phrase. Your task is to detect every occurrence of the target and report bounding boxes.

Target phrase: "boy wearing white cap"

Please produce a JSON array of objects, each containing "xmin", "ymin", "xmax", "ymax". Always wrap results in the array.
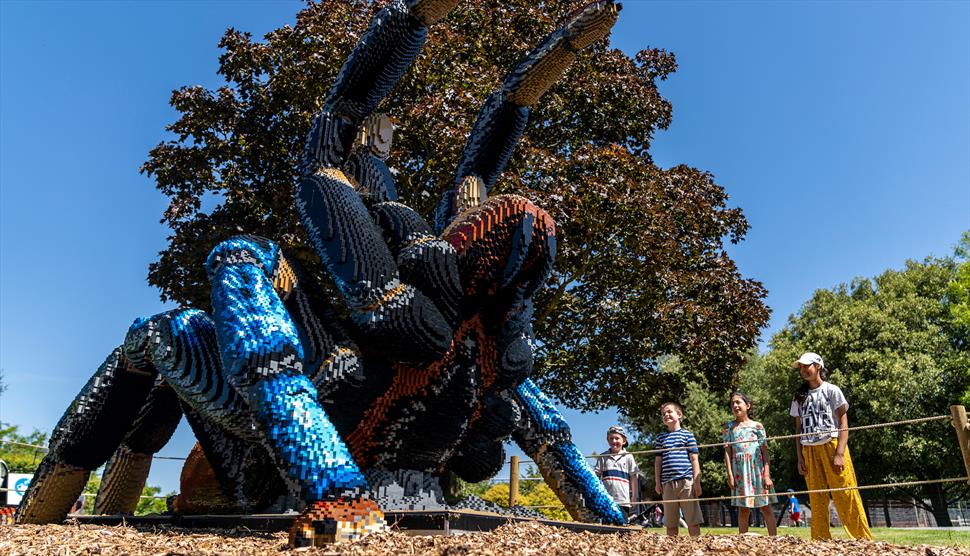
[
  {"xmin": 594, "ymin": 425, "xmax": 640, "ymax": 521},
  {"xmin": 790, "ymin": 352, "xmax": 873, "ymax": 540}
]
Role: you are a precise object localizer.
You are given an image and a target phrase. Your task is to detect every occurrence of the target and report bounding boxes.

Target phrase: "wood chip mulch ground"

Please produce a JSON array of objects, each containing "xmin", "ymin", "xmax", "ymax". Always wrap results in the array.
[{"xmin": 1, "ymin": 521, "xmax": 968, "ymax": 555}]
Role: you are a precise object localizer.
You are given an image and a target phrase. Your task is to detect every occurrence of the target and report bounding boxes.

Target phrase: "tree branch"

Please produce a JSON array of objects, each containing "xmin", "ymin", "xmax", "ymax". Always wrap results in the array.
[{"xmin": 535, "ymin": 234, "xmax": 614, "ymax": 323}]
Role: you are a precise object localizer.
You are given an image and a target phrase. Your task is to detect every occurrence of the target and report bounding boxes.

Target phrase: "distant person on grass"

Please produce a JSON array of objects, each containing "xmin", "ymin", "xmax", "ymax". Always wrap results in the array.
[
  {"xmin": 594, "ymin": 425, "xmax": 640, "ymax": 521},
  {"xmin": 654, "ymin": 402, "xmax": 702, "ymax": 537},
  {"xmin": 722, "ymin": 391, "xmax": 778, "ymax": 535},
  {"xmin": 791, "ymin": 352, "xmax": 873, "ymax": 540},
  {"xmin": 786, "ymin": 489, "xmax": 803, "ymax": 527}
]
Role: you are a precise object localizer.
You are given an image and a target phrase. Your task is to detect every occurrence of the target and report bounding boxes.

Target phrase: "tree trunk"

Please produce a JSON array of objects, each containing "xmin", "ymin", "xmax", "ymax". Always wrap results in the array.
[
  {"xmin": 882, "ymin": 498, "xmax": 892, "ymax": 528},
  {"xmin": 926, "ymin": 483, "xmax": 953, "ymax": 527}
]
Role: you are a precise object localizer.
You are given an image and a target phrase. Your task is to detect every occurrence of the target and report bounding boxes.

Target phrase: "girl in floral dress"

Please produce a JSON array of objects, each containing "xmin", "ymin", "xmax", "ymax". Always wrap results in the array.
[{"xmin": 722, "ymin": 392, "xmax": 778, "ymax": 535}]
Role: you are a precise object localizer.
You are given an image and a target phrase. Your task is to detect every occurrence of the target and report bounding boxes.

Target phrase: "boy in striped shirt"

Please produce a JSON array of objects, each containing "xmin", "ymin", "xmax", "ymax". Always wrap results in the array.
[{"xmin": 654, "ymin": 402, "xmax": 702, "ymax": 536}]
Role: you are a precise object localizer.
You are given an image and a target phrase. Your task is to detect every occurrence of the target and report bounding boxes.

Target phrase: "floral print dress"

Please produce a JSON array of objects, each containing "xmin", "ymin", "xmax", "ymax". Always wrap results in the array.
[{"xmin": 722, "ymin": 420, "xmax": 778, "ymax": 508}]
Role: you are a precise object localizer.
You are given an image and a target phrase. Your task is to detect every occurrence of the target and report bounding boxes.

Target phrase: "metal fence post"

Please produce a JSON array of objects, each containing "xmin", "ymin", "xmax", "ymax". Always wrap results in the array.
[
  {"xmin": 509, "ymin": 456, "xmax": 520, "ymax": 507},
  {"xmin": 950, "ymin": 406, "xmax": 970, "ymax": 485}
]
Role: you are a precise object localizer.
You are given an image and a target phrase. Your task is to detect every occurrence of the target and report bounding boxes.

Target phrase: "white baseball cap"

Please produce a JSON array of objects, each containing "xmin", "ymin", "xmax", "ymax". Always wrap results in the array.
[{"xmin": 793, "ymin": 352, "xmax": 824, "ymax": 369}]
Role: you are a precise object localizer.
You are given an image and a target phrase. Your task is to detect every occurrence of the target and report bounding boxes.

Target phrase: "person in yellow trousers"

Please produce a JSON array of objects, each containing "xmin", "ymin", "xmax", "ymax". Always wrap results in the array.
[{"xmin": 790, "ymin": 352, "xmax": 873, "ymax": 540}]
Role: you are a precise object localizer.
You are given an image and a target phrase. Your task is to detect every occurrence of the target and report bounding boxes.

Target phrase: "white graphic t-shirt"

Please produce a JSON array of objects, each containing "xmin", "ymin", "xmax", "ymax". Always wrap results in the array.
[{"xmin": 789, "ymin": 382, "xmax": 849, "ymax": 445}]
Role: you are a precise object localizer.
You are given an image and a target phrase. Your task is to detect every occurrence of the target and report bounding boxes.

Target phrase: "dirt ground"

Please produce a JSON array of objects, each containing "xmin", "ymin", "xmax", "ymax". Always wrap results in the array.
[{"xmin": 1, "ymin": 521, "xmax": 968, "ymax": 556}]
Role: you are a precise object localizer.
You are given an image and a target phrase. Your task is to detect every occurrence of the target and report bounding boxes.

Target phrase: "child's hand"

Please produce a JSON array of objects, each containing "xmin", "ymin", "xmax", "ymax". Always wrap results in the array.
[
  {"xmin": 797, "ymin": 458, "xmax": 807, "ymax": 475},
  {"xmin": 832, "ymin": 453, "xmax": 845, "ymax": 473}
]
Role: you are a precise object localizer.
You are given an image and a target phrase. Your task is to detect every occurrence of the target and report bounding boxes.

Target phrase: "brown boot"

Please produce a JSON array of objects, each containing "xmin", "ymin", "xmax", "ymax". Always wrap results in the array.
[{"xmin": 289, "ymin": 496, "xmax": 387, "ymax": 547}]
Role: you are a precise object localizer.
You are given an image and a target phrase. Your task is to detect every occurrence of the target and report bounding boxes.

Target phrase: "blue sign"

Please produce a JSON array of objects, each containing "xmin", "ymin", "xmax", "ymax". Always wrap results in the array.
[
  {"xmin": 5, "ymin": 473, "xmax": 33, "ymax": 505},
  {"xmin": 14, "ymin": 478, "xmax": 30, "ymax": 494}
]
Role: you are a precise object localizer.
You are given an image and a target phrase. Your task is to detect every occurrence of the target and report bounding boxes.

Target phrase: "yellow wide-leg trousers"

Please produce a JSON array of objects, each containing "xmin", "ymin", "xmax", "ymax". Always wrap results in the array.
[{"xmin": 802, "ymin": 439, "xmax": 873, "ymax": 540}]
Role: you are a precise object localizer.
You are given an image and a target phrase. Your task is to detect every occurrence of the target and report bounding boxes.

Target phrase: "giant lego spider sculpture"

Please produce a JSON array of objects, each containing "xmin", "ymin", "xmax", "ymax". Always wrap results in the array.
[{"xmin": 17, "ymin": 0, "xmax": 625, "ymax": 546}]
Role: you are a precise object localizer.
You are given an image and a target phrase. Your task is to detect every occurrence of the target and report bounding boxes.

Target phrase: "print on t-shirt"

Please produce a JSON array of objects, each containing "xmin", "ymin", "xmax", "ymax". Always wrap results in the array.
[
  {"xmin": 800, "ymin": 394, "xmax": 834, "ymax": 444},
  {"xmin": 790, "ymin": 382, "xmax": 848, "ymax": 445}
]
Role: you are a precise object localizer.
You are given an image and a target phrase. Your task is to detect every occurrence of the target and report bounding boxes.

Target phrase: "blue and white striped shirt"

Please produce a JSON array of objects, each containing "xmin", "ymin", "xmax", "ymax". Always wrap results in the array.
[{"xmin": 655, "ymin": 428, "xmax": 698, "ymax": 484}]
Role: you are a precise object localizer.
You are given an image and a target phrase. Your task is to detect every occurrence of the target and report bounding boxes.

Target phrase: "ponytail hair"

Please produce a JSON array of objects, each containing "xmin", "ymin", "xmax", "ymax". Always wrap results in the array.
[
  {"xmin": 793, "ymin": 364, "xmax": 828, "ymax": 406},
  {"xmin": 728, "ymin": 391, "xmax": 755, "ymax": 419}
]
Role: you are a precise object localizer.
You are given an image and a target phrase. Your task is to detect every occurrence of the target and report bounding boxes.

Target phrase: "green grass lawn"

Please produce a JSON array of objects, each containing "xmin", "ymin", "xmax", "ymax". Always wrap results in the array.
[{"xmin": 691, "ymin": 526, "xmax": 970, "ymax": 547}]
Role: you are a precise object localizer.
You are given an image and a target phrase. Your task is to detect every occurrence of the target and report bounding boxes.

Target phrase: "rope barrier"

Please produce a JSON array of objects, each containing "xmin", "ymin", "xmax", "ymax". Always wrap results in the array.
[
  {"xmin": 510, "ymin": 414, "xmax": 953, "ymax": 466},
  {"xmin": 0, "ymin": 440, "xmax": 47, "ymax": 451},
  {"xmin": 0, "ymin": 487, "xmax": 170, "ymax": 500},
  {"xmin": 0, "ymin": 439, "xmax": 187, "ymax": 461},
  {"xmin": 642, "ymin": 477, "xmax": 970, "ymax": 506},
  {"xmin": 2, "ymin": 415, "xmax": 951, "ymax": 465},
  {"xmin": 521, "ymin": 477, "xmax": 970, "ymax": 509},
  {"xmin": 511, "ymin": 411, "xmax": 968, "ymax": 518},
  {"xmin": 719, "ymin": 414, "xmax": 953, "ymax": 450}
]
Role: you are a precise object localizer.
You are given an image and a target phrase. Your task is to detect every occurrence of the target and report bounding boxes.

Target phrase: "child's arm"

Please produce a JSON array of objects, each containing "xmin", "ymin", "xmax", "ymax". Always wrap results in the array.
[
  {"xmin": 689, "ymin": 452, "xmax": 702, "ymax": 496},
  {"xmin": 759, "ymin": 442, "xmax": 774, "ymax": 488},
  {"xmin": 794, "ymin": 417, "xmax": 806, "ymax": 475},
  {"xmin": 654, "ymin": 456, "xmax": 662, "ymax": 495},
  {"xmin": 833, "ymin": 404, "xmax": 849, "ymax": 473},
  {"xmin": 760, "ymin": 443, "xmax": 773, "ymax": 487}
]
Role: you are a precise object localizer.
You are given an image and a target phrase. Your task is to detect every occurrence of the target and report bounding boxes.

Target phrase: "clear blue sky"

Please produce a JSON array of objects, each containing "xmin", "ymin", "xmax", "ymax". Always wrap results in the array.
[{"xmin": 1, "ymin": 1, "xmax": 967, "ymax": 495}]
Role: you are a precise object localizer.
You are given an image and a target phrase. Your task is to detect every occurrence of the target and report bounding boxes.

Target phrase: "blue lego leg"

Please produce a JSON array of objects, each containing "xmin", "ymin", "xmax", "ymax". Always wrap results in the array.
[
  {"xmin": 205, "ymin": 235, "xmax": 369, "ymax": 500},
  {"xmin": 513, "ymin": 378, "xmax": 626, "ymax": 525}
]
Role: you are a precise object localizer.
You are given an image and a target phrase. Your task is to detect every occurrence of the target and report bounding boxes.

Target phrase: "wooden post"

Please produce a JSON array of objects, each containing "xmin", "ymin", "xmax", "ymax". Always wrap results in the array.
[
  {"xmin": 509, "ymin": 456, "xmax": 520, "ymax": 507},
  {"xmin": 950, "ymin": 405, "xmax": 970, "ymax": 485}
]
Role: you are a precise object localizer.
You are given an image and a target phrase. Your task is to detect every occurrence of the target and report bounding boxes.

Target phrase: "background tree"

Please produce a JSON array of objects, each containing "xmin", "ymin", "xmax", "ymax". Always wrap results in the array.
[
  {"xmin": 948, "ymin": 232, "xmax": 970, "ymax": 404},
  {"xmin": 480, "ymin": 482, "xmax": 510, "ymax": 509},
  {"xmin": 134, "ymin": 485, "xmax": 170, "ymax": 515},
  {"xmin": 478, "ymin": 466, "xmax": 572, "ymax": 521},
  {"xmin": 0, "ymin": 425, "xmax": 47, "ymax": 474},
  {"xmin": 749, "ymin": 244, "xmax": 970, "ymax": 527},
  {"xmin": 142, "ymin": 0, "xmax": 768, "ymax": 422}
]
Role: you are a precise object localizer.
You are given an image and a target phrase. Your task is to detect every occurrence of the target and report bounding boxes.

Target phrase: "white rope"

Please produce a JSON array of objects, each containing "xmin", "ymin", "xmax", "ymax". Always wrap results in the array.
[
  {"xmin": 511, "ymin": 414, "xmax": 953, "ymax": 465},
  {"xmin": 0, "ymin": 487, "xmax": 170, "ymax": 501},
  {"xmin": 522, "ymin": 476, "xmax": 970, "ymax": 509},
  {"xmin": 0, "ymin": 439, "xmax": 186, "ymax": 461},
  {"xmin": 0, "ymin": 440, "xmax": 47, "ymax": 450},
  {"xmin": 2, "ymin": 416, "xmax": 952, "ymax": 465}
]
